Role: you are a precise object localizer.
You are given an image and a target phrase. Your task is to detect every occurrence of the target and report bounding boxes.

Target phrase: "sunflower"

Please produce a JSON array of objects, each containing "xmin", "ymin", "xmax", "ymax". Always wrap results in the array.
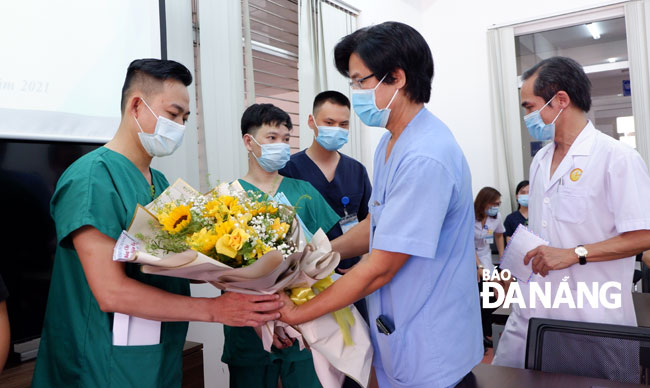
[{"xmin": 158, "ymin": 204, "xmax": 192, "ymax": 234}]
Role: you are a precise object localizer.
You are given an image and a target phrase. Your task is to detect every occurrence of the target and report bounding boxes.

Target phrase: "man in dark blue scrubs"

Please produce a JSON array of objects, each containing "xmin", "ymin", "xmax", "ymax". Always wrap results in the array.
[
  {"xmin": 280, "ymin": 91, "xmax": 371, "ymax": 388},
  {"xmin": 280, "ymin": 91, "xmax": 371, "ymax": 315}
]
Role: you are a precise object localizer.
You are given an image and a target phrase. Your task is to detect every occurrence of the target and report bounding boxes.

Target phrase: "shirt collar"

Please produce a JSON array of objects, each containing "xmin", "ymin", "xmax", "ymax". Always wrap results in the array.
[
  {"xmin": 566, "ymin": 120, "xmax": 597, "ymax": 156},
  {"xmin": 538, "ymin": 120, "xmax": 596, "ymax": 163}
]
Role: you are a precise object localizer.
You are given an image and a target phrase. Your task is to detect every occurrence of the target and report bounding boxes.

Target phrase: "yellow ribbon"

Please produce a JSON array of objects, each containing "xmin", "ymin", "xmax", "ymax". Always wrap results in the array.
[{"xmin": 290, "ymin": 274, "xmax": 355, "ymax": 346}]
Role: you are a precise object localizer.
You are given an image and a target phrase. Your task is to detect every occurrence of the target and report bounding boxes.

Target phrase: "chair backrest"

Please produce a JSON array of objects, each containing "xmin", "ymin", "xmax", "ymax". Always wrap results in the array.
[{"xmin": 526, "ymin": 317, "xmax": 650, "ymax": 384}]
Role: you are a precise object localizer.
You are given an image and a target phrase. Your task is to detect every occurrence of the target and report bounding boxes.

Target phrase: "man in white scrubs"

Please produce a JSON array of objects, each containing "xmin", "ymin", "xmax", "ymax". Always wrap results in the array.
[{"xmin": 493, "ymin": 56, "xmax": 650, "ymax": 368}]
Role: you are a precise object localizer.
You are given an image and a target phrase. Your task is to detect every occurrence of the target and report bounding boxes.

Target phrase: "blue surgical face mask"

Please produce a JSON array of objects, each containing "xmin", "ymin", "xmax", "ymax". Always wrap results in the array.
[
  {"xmin": 517, "ymin": 194, "xmax": 529, "ymax": 208},
  {"xmin": 351, "ymin": 74, "xmax": 399, "ymax": 128},
  {"xmin": 486, "ymin": 206, "xmax": 499, "ymax": 217},
  {"xmin": 249, "ymin": 135, "xmax": 290, "ymax": 172},
  {"xmin": 315, "ymin": 125, "xmax": 349, "ymax": 151},
  {"xmin": 524, "ymin": 95, "xmax": 564, "ymax": 141}
]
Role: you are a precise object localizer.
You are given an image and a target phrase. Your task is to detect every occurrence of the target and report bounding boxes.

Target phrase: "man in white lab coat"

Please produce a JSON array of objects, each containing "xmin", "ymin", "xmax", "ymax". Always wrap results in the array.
[{"xmin": 493, "ymin": 56, "xmax": 650, "ymax": 369}]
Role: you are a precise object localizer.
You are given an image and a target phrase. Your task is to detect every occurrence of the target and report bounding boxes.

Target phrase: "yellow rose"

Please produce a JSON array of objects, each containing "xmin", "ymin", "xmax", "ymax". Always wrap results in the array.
[
  {"xmin": 215, "ymin": 228, "xmax": 250, "ymax": 258},
  {"xmin": 270, "ymin": 218, "xmax": 290, "ymax": 239},
  {"xmin": 186, "ymin": 227, "xmax": 218, "ymax": 254}
]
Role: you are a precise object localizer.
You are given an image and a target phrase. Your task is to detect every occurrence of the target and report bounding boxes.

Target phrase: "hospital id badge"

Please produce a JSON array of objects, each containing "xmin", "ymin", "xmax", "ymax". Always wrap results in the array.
[
  {"xmin": 485, "ymin": 230, "xmax": 494, "ymax": 244},
  {"xmin": 339, "ymin": 213, "xmax": 358, "ymax": 233}
]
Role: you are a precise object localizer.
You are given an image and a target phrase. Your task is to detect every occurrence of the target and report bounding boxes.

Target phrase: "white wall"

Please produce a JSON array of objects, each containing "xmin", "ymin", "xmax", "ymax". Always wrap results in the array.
[
  {"xmin": 151, "ymin": 0, "xmax": 200, "ymax": 188},
  {"xmin": 346, "ymin": 0, "xmax": 623, "ymax": 196}
]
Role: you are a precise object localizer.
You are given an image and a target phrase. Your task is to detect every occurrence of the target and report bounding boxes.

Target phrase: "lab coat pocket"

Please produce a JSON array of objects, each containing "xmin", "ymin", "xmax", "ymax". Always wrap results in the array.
[
  {"xmin": 109, "ymin": 343, "xmax": 165, "ymax": 388},
  {"xmin": 552, "ymin": 189, "xmax": 586, "ymax": 224}
]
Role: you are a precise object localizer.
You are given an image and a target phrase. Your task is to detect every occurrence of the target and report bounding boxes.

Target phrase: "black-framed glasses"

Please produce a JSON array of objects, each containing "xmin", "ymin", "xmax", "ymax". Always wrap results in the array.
[{"xmin": 349, "ymin": 73, "xmax": 375, "ymax": 89}]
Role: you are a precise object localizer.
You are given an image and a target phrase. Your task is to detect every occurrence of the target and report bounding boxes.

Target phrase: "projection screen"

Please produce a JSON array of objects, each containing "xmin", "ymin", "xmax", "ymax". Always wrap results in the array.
[{"xmin": 0, "ymin": 0, "xmax": 166, "ymax": 143}]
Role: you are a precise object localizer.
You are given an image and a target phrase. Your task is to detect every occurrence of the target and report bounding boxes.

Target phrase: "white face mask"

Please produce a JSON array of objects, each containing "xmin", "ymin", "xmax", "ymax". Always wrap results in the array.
[{"xmin": 134, "ymin": 98, "xmax": 185, "ymax": 157}]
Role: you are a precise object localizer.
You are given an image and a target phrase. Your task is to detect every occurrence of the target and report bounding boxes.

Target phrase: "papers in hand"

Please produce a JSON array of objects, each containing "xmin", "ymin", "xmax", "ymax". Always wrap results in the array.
[
  {"xmin": 499, "ymin": 224, "xmax": 549, "ymax": 283},
  {"xmin": 112, "ymin": 313, "xmax": 161, "ymax": 346},
  {"xmin": 112, "ymin": 233, "xmax": 162, "ymax": 346}
]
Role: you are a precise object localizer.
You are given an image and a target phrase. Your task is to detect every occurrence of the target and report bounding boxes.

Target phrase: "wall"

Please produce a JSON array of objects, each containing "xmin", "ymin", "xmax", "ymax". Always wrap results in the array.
[
  {"xmin": 151, "ymin": 0, "xmax": 200, "ymax": 188},
  {"xmin": 346, "ymin": 0, "xmax": 627, "ymax": 196}
]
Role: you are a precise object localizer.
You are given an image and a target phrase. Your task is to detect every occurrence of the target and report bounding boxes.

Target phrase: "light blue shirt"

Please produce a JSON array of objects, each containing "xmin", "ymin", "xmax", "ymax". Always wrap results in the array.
[{"xmin": 367, "ymin": 108, "xmax": 483, "ymax": 388}]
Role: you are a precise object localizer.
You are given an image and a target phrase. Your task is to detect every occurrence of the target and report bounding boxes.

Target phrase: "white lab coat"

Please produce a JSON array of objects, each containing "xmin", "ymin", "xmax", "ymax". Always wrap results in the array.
[{"xmin": 493, "ymin": 121, "xmax": 650, "ymax": 368}]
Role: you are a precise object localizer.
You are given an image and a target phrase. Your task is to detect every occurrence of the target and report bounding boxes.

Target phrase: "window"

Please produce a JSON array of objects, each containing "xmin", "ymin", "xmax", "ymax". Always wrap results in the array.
[{"xmin": 242, "ymin": 0, "xmax": 300, "ymax": 151}]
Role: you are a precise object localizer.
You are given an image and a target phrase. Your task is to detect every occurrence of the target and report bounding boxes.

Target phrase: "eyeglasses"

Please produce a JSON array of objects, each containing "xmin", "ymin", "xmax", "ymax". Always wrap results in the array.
[{"xmin": 349, "ymin": 73, "xmax": 375, "ymax": 89}]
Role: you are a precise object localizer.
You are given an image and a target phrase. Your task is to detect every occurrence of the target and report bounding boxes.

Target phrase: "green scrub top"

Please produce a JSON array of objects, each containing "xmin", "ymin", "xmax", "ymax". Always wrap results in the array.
[
  {"xmin": 221, "ymin": 177, "xmax": 340, "ymax": 366},
  {"xmin": 32, "ymin": 147, "xmax": 190, "ymax": 388}
]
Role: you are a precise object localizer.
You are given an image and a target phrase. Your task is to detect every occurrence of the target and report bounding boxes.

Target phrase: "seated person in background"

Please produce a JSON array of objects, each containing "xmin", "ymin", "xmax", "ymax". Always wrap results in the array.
[
  {"xmin": 504, "ymin": 180, "xmax": 529, "ymax": 243},
  {"xmin": 222, "ymin": 103, "xmax": 340, "ymax": 388},
  {"xmin": 474, "ymin": 186, "xmax": 505, "ymax": 349}
]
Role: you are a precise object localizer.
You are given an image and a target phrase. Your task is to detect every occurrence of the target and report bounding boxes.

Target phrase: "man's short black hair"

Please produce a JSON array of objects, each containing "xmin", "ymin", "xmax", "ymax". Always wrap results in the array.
[
  {"xmin": 522, "ymin": 56, "xmax": 591, "ymax": 112},
  {"xmin": 334, "ymin": 21, "xmax": 434, "ymax": 104},
  {"xmin": 120, "ymin": 58, "xmax": 193, "ymax": 113},
  {"xmin": 241, "ymin": 103, "xmax": 293, "ymax": 137},
  {"xmin": 313, "ymin": 91, "xmax": 350, "ymax": 114}
]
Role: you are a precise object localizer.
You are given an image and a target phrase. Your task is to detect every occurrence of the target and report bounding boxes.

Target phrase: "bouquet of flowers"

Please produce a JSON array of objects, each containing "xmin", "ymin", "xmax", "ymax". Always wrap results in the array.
[
  {"xmin": 113, "ymin": 179, "xmax": 373, "ymax": 388},
  {"xmin": 140, "ymin": 183, "xmax": 296, "ymax": 268}
]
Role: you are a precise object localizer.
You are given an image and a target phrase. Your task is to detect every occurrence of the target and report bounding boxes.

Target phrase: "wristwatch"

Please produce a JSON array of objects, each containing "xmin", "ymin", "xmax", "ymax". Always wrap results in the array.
[{"xmin": 575, "ymin": 245, "xmax": 588, "ymax": 265}]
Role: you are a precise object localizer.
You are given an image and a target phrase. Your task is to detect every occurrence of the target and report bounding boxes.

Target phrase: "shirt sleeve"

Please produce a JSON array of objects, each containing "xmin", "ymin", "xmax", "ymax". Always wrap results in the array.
[
  {"xmin": 607, "ymin": 149, "xmax": 650, "ymax": 233},
  {"xmin": 372, "ymin": 156, "xmax": 456, "ymax": 259},
  {"xmin": 51, "ymin": 160, "xmax": 126, "ymax": 248},
  {"xmin": 278, "ymin": 163, "xmax": 294, "ymax": 179},
  {"xmin": 358, "ymin": 166, "xmax": 372, "ymax": 221},
  {"xmin": 299, "ymin": 182, "xmax": 341, "ymax": 235}
]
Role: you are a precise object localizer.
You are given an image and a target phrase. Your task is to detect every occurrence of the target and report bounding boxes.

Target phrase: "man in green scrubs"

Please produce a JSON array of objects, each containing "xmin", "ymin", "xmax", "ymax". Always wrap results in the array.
[
  {"xmin": 221, "ymin": 103, "xmax": 340, "ymax": 388},
  {"xmin": 32, "ymin": 59, "xmax": 283, "ymax": 387}
]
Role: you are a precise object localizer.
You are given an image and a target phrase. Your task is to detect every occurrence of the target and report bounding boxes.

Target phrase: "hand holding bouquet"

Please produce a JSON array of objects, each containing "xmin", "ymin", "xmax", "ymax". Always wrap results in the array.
[{"xmin": 113, "ymin": 179, "xmax": 372, "ymax": 388}]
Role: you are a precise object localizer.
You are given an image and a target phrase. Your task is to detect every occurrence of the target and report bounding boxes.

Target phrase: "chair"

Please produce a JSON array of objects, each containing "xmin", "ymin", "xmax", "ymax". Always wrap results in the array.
[
  {"xmin": 525, "ymin": 317, "xmax": 650, "ymax": 385},
  {"xmin": 639, "ymin": 252, "xmax": 650, "ymax": 293}
]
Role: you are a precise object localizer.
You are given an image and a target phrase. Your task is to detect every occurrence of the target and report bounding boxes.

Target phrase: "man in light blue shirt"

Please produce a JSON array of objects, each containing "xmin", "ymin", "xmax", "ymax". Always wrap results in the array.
[
  {"xmin": 363, "ymin": 107, "xmax": 483, "ymax": 387},
  {"xmin": 278, "ymin": 22, "xmax": 482, "ymax": 388}
]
